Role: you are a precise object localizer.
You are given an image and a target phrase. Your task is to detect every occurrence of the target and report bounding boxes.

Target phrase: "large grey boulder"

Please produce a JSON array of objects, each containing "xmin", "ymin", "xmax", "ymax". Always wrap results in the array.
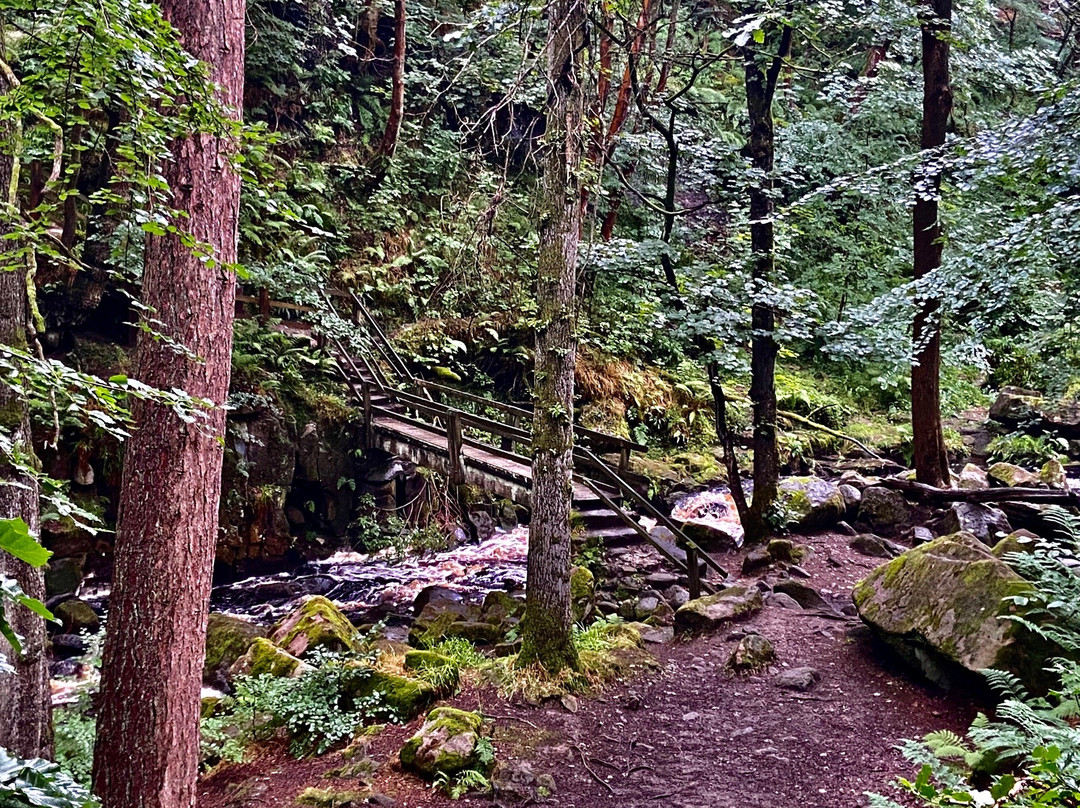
[
  {"xmin": 940, "ymin": 502, "xmax": 1012, "ymax": 545},
  {"xmin": 777, "ymin": 477, "xmax": 846, "ymax": 529},
  {"xmin": 989, "ymin": 386, "xmax": 1043, "ymax": 425},
  {"xmin": 853, "ymin": 531, "xmax": 1055, "ymax": 690},
  {"xmin": 857, "ymin": 487, "xmax": 915, "ymax": 534},
  {"xmin": 674, "ymin": 586, "xmax": 762, "ymax": 632}
]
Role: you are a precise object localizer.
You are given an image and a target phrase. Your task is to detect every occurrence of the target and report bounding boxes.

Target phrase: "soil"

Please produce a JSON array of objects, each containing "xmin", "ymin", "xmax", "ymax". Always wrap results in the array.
[{"xmin": 198, "ymin": 530, "xmax": 979, "ymax": 808}]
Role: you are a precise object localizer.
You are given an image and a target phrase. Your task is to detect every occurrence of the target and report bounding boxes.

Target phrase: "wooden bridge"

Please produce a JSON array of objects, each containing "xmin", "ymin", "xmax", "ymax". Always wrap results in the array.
[{"xmin": 236, "ymin": 286, "xmax": 727, "ymax": 594}]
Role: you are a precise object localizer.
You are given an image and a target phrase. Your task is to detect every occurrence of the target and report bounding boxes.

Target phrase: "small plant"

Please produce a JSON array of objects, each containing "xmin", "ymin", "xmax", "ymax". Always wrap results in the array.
[
  {"xmin": 0, "ymin": 748, "xmax": 99, "ymax": 808},
  {"xmin": 433, "ymin": 768, "xmax": 492, "ymax": 800},
  {"xmin": 53, "ymin": 695, "xmax": 97, "ymax": 785},
  {"xmin": 987, "ymin": 432, "xmax": 1067, "ymax": 467}
]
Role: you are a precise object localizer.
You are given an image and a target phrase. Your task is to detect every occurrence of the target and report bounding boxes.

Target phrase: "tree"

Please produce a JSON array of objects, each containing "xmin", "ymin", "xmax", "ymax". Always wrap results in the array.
[
  {"xmin": 0, "ymin": 61, "xmax": 52, "ymax": 760},
  {"xmin": 91, "ymin": 0, "xmax": 245, "ymax": 804},
  {"xmin": 518, "ymin": 0, "xmax": 586, "ymax": 674},
  {"xmin": 910, "ymin": 0, "xmax": 953, "ymax": 488}
]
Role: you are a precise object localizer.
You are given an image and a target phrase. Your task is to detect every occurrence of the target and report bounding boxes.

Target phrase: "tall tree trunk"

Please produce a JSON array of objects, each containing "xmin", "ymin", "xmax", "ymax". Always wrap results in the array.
[
  {"xmin": 0, "ymin": 64, "xmax": 53, "ymax": 757},
  {"xmin": 369, "ymin": 0, "xmax": 406, "ymax": 187},
  {"xmin": 911, "ymin": 0, "xmax": 952, "ymax": 488},
  {"xmin": 740, "ymin": 17, "xmax": 791, "ymax": 543},
  {"xmin": 519, "ymin": 0, "xmax": 586, "ymax": 674},
  {"xmin": 91, "ymin": 0, "xmax": 244, "ymax": 803}
]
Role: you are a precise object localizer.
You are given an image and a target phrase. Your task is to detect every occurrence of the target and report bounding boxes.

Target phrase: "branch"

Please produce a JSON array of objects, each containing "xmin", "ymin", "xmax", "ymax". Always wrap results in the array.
[
  {"xmin": 878, "ymin": 477, "xmax": 1080, "ymax": 506},
  {"xmin": 776, "ymin": 409, "xmax": 883, "ymax": 460}
]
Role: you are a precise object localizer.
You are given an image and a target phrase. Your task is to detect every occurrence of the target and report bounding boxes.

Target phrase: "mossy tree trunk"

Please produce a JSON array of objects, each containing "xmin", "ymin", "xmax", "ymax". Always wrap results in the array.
[
  {"xmin": 739, "ymin": 9, "xmax": 793, "ymax": 544},
  {"xmin": 0, "ymin": 63, "xmax": 53, "ymax": 758},
  {"xmin": 91, "ymin": 0, "xmax": 244, "ymax": 803},
  {"xmin": 519, "ymin": 0, "xmax": 586, "ymax": 675},
  {"xmin": 911, "ymin": 0, "xmax": 953, "ymax": 488}
]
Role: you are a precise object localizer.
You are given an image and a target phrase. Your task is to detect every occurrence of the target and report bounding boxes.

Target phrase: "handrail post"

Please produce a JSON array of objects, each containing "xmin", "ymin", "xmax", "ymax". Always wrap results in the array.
[
  {"xmin": 447, "ymin": 410, "xmax": 464, "ymax": 484},
  {"xmin": 619, "ymin": 445, "xmax": 631, "ymax": 472},
  {"xmin": 258, "ymin": 287, "xmax": 271, "ymax": 324},
  {"xmin": 361, "ymin": 382, "xmax": 372, "ymax": 449},
  {"xmin": 686, "ymin": 546, "xmax": 701, "ymax": 600},
  {"xmin": 501, "ymin": 412, "xmax": 519, "ymax": 452}
]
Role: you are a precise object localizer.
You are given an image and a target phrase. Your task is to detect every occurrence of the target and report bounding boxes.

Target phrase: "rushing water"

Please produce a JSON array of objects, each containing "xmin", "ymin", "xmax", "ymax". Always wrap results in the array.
[{"xmin": 670, "ymin": 486, "xmax": 745, "ymax": 546}]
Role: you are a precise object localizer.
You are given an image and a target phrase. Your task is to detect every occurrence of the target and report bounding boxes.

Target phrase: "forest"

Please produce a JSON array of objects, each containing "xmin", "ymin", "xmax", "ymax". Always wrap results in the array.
[{"xmin": 0, "ymin": 0, "xmax": 1079, "ymax": 804}]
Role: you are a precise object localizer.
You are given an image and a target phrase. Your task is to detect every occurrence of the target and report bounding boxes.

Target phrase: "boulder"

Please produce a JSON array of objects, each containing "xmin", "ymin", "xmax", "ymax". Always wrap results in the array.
[
  {"xmin": 773, "ymin": 667, "xmax": 820, "ymax": 692},
  {"xmin": 399, "ymin": 707, "xmax": 489, "ymax": 779},
  {"xmin": 44, "ymin": 556, "xmax": 84, "ymax": 599},
  {"xmin": 742, "ymin": 547, "xmax": 772, "ymax": 575},
  {"xmin": 295, "ymin": 788, "xmax": 372, "ymax": 808},
  {"xmin": 270, "ymin": 596, "xmax": 358, "ymax": 657},
  {"xmin": 674, "ymin": 586, "xmax": 762, "ymax": 632},
  {"xmin": 988, "ymin": 462, "xmax": 1040, "ymax": 488},
  {"xmin": 729, "ymin": 634, "xmax": 775, "ymax": 671},
  {"xmin": 230, "ymin": 637, "xmax": 309, "ymax": 678},
  {"xmin": 940, "ymin": 502, "xmax": 1012, "ymax": 545},
  {"xmin": 53, "ymin": 599, "xmax": 99, "ymax": 633},
  {"xmin": 664, "ymin": 585, "xmax": 690, "ymax": 609},
  {"xmin": 838, "ymin": 484, "xmax": 862, "ymax": 511},
  {"xmin": 777, "ymin": 477, "xmax": 846, "ymax": 529},
  {"xmin": 204, "ymin": 613, "xmax": 267, "ymax": 685},
  {"xmin": 413, "ymin": 585, "xmax": 465, "ymax": 615},
  {"xmin": 766, "ymin": 592, "xmax": 802, "ymax": 610},
  {"xmin": 680, "ymin": 520, "xmax": 739, "ymax": 552},
  {"xmin": 772, "ymin": 580, "xmax": 832, "ymax": 611},
  {"xmin": 991, "ymin": 529, "xmax": 1039, "ymax": 559},
  {"xmin": 767, "ymin": 539, "xmax": 810, "ymax": 566},
  {"xmin": 347, "ymin": 669, "xmax": 439, "ymax": 719},
  {"xmin": 957, "ymin": 464, "xmax": 989, "ymax": 491},
  {"xmin": 1040, "ymin": 459, "xmax": 1068, "ymax": 490},
  {"xmin": 849, "ymin": 534, "xmax": 903, "ymax": 559},
  {"xmin": 989, "ymin": 386, "xmax": 1043, "ymax": 425},
  {"xmin": 853, "ymin": 532, "xmax": 1053, "ymax": 690},
  {"xmin": 481, "ymin": 590, "xmax": 524, "ymax": 624},
  {"xmin": 857, "ymin": 487, "xmax": 915, "ymax": 534}
]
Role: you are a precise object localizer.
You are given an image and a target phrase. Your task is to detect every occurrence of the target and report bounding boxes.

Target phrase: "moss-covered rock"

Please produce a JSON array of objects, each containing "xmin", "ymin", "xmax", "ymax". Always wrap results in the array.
[
  {"xmin": 989, "ymin": 386, "xmax": 1043, "ymax": 425},
  {"xmin": 988, "ymin": 462, "xmax": 1039, "ymax": 488},
  {"xmin": 777, "ymin": 477, "xmax": 846, "ymax": 529},
  {"xmin": 294, "ymin": 787, "xmax": 372, "ymax": 807},
  {"xmin": 205, "ymin": 613, "xmax": 267, "ymax": 684},
  {"xmin": 570, "ymin": 566, "xmax": 595, "ymax": 623},
  {"xmin": 857, "ymin": 487, "xmax": 916, "ymax": 533},
  {"xmin": 729, "ymin": 633, "xmax": 776, "ymax": 671},
  {"xmin": 767, "ymin": 539, "xmax": 810, "ymax": 565},
  {"xmin": 991, "ymin": 530, "xmax": 1039, "ymax": 559},
  {"xmin": 481, "ymin": 590, "xmax": 524, "ymax": 623},
  {"xmin": 230, "ymin": 637, "xmax": 308, "ymax": 678},
  {"xmin": 403, "ymin": 650, "xmax": 461, "ymax": 691},
  {"xmin": 54, "ymin": 599, "xmax": 99, "ymax": 633},
  {"xmin": 958, "ymin": 464, "xmax": 989, "ymax": 490},
  {"xmin": 1040, "ymin": 459, "xmax": 1068, "ymax": 490},
  {"xmin": 853, "ymin": 532, "xmax": 1054, "ymax": 690},
  {"xmin": 680, "ymin": 520, "xmax": 739, "ymax": 552},
  {"xmin": 399, "ymin": 707, "xmax": 488, "ymax": 779},
  {"xmin": 344, "ymin": 669, "xmax": 437, "ymax": 720},
  {"xmin": 270, "ymin": 596, "xmax": 358, "ymax": 657},
  {"xmin": 674, "ymin": 586, "xmax": 763, "ymax": 632}
]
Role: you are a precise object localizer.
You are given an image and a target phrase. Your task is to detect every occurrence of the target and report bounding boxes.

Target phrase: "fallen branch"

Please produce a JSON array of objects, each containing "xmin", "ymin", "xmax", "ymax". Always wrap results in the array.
[
  {"xmin": 577, "ymin": 744, "xmax": 616, "ymax": 795},
  {"xmin": 776, "ymin": 408, "xmax": 884, "ymax": 460},
  {"xmin": 878, "ymin": 477, "xmax": 1079, "ymax": 506}
]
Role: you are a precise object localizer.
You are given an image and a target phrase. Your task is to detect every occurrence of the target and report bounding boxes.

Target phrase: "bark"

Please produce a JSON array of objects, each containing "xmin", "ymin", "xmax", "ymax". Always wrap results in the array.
[
  {"xmin": 519, "ymin": 0, "xmax": 586, "ymax": 675},
  {"xmin": 911, "ymin": 0, "xmax": 952, "ymax": 488},
  {"xmin": 740, "ymin": 15, "xmax": 792, "ymax": 543},
  {"xmin": 0, "ymin": 65, "xmax": 53, "ymax": 756},
  {"xmin": 371, "ymin": 0, "xmax": 406, "ymax": 180},
  {"xmin": 91, "ymin": 0, "xmax": 244, "ymax": 804}
]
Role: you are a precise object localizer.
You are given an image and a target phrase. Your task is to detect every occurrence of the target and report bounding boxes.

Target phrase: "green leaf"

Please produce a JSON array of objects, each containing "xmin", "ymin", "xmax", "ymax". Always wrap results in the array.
[{"xmin": 0, "ymin": 519, "xmax": 52, "ymax": 566}]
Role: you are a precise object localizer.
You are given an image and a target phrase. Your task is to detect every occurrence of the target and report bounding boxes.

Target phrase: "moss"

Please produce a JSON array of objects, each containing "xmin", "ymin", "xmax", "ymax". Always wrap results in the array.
[
  {"xmin": 409, "ymin": 610, "xmax": 463, "ymax": 647},
  {"xmin": 205, "ymin": 613, "xmax": 266, "ymax": 680},
  {"xmin": 767, "ymin": 539, "xmax": 808, "ymax": 565},
  {"xmin": 345, "ymin": 668, "xmax": 437, "ymax": 719},
  {"xmin": 399, "ymin": 707, "xmax": 486, "ymax": 779},
  {"xmin": 295, "ymin": 787, "xmax": 372, "ymax": 808},
  {"xmin": 54, "ymin": 599, "xmax": 99, "ymax": 633},
  {"xmin": 201, "ymin": 696, "xmax": 221, "ymax": 719},
  {"xmin": 234, "ymin": 637, "xmax": 305, "ymax": 677},
  {"xmin": 270, "ymin": 596, "xmax": 358, "ymax": 657},
  {"xmin": 403, "ymin": 650, "xmax": 460, "ymax": 691},
  {"xmin": 518, "ymin": 603, "xmax": 581, "ymax": 673},
  {"xmin": 674, "ymin": 586, "xmax": 763, "ymax": 632}
]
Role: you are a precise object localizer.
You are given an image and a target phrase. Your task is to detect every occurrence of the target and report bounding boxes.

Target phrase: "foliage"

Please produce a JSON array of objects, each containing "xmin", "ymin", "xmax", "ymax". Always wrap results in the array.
[
  {"xmin": 52, "ymin": 698, "xmax": 96, "ymax": 786},
  {"xmin": 0, "ymin": 748, "xmax": 98, "ymax": 808},
  {"xmin": 987, "ymin": 433, "xmax": 1068, "ymax": 467},
  {"xmin": 0, "ymin": 518, "xmax": 53, "ymax": 672},
  {"xmin": 433, "ymin": 738, "xmax": 495, "ymax": 800}
]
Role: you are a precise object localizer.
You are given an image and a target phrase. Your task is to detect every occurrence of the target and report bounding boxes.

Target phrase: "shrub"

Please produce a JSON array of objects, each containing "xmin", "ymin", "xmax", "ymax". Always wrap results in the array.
[{"xmin": 0, "ymin": 748, "xmax": 98, "ymax": 808}]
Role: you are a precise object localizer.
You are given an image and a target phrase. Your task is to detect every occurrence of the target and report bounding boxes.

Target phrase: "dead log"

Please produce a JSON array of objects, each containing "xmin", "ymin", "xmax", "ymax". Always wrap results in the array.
[{"xmin": 878, "ymin": 477, "xmax": 1079, "ymax": 506}]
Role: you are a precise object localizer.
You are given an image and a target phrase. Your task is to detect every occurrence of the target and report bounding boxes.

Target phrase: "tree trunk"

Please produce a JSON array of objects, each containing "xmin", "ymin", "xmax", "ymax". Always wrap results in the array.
[
  {"xmin": 372, "ymin": 0, "xmax": 406, "ymax": 178},
  {"xmin": 0, "ymin": 66, "xmax": 53, "ymax": 757},
  {"xmin": 519, "ymin": 0, "xmax": 586, "ymax": 674},
  {"xmin": 911, "ymin": 0, "xmax": 952, "ymax": 488},
  {"xmin": 91, "ymin": 0, "xmax": 244, "ymax": 803}
]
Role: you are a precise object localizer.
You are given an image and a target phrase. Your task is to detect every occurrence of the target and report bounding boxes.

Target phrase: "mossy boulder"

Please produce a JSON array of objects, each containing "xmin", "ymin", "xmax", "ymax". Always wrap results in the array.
[
  {"xmin": 399, "ymin": 707, "xmax": 488, "ymax": 779},
  {"xmin": 570, "ymin": 566, "xmax": 595, "ymax": 623},
  {"xmin": 294, "ymin": 787, "xmax": 372, "ymax": 808},
  {"xmin": 991, "ymin": 530, "xmax": 1039, "ymax": 559},
  {"xmin": 44, "ymin": 556, "xmax": 84, "ymax": 599},
  {"xmin": 777, "ymin": 477, "xmax": 846, "ymax": 529},
  {"xmin": 989, "ymin": 386, "xmax": 1043, "ymax": 425},
  {"xmin": 729, "ymin": 633, "xmax": 776, "ymax": 671},
  {"xmin": 1040, "ymin": 459, "xmax": 1068, "ymax": 490},
  {"xmin": 409, "ymin": 599, "xmax": 483, "ymax": 646},
  {"xmin": 204, "ymin": 613, "xmax": 267, "ymax": 684},
  {"xmin": 766, "ymin": 539, "xmax": 810, "ymax": 566},
  {"xmin": 481, "ymin": 590, "xmax": 524, "ymax": 624},
  {"xmin": 958, "ymin": 464, "xmax": 989, "ymax": 491},
  {"xmin": 345, "ymin": 669, "xmax": 437, "ymax": 720},
  {"xmin": 230, "ymin": 637, "xmax": 309, "ymax": 678},
  {"xmin": 674, "ymin": 586, "xmax": 763, "ymax": 632},
  {"xmin": 403, "ymin": 650, "xmax": 461, "ymax": 691},
  {"xmin": 270, "ymin": 596, "xmax": 358, "ymax": 657},
  {"xmin": 54, "ymin": 599, "xmax": 99, "ymax": 633},
  {"xmin": 857, "ymin": 487, "xmax": 916, "ymax": 534},
  {"xmin": 853, "ymin": 532, "xmax": 1053, "ymax": 690},
  {"xmin": 988, "ymin": 462, "xmax": 1039, "ymax": 488}
]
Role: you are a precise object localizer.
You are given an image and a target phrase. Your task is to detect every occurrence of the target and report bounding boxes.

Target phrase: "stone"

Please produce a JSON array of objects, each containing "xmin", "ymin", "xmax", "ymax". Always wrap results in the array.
[
  {"xmin": 858, "ymin": 487, "xmax": 915, "ymax": 533},
  {"xmin": 767, "ymin": 592, "xmax": 802, "ymax": 610},
  {"xmin": 940, "ymin": 502, "xmax": 1012, "ymax": 545},
  {"xmin": 788, "ymin": 565, "xmax": 811, "ymax": 579},
  {"xmin": 295, "ymin": 788, "xmax": 372, "ymax": 808},
  {"xmin": 680, "ymin": 520, "xmax": 739, "ymax": 552},
  {"xmin": 570, "ymin": 565, "xmax": 595, "ymax": 623},
  {"xmin": 853, "ymin": 531, "xmax": 1056, "ymax": 690},
  {"xmin": 742, "ymin": 547, "xmax": 773, "ymax": 575},
  {"xmin": 467, "ymin": 511, "xmax": 497, "ymax": 541},
  {"xmin": 991, "ymin": 529, "xmax": 1039, "ymax": 559},
  {"xmin": 849, "ymin": 534, "xmax": 903, "ymax": 559},
  {"xmin": 638, "ymin": 625, "xmax": 675, "ymax": 644},
  {"xmin": 1040, "ymin": 459, "xmax": 1068, "ymax": 490},
  {"xmin": 674, "ymin": 586, "xmax": 763, "ymax": 632},
  {"xmin": 270, "ymin": 596, "xmax": 358, "ymax": 658},
  {"xmin": 413, "ymin": 585, "xmax": 465, "ymax": 615},
  {"xmin": 838, "ymin": 484, "xmax": 862, "ymax": 512},
  {"xmin": 399, "ymin": 707, "xmax": 488, "ymax": 779},
  {"xmin": 908, "ymin": 526, "xmax": 934, "ymax": 545},
  {"xmin": 50, "ymin": 633, "xmax": 88, "ymax": 659},
  {"xmin": 773, "ymin": 666, "xmax": 820, "ymax": 692},
  {"xmin": 777, "ymin": 477, "xmax": 846, "ymax": 529},
  {"xmin": 205, "ymin": 613, "xmax": 267, "ymax": 685},
  {"xmin": 481, "ymin": 590, "xmax": 524, "ymax": 623},
  {"xmin": 729, "ymin": 633, "xmax": 775, "ymax": 671},
  {"xmin": 664, "ymin": 585, "xmax": 690, "ymax": 609},
  {"xmin": 646, "ymin": 571, "xmax": 680, "ymax": 587},
  {"xmin": 44, "ymin": 556, "xmax": 84, "ymax": 599},
  {"xmin": 490, "ymin": 760, "xmax": 555, "ymax": 804},
  {"xmin": 958, "ymin": 464, "xmax": 989, "ymax": 490},
  {"xmin": 766, "ymin": 539, "xmax": 810, "ymax": 566},
  {"xmin": 772, "ymin": 580, "xmax": 832, "ymax": 611},
  {"xmin": 347, "ymin": 670, "xmax": 438, "ymax": 719},
  {"xmin": 989, "ymin": 386, "xmax": 1043, "ymax": 425},
  {"xmin": 54, "ymin": 599, "xmax": 99, "ymax": 633},
  {"xmin": 988, "ymin": 462, "xmax": 1040, "ymax": 488},
  {"xmin": 230, "ymin": 637, "xmax": 308, "ymax": 678},
  {"xmin": 835, "ymin": 520, "xmax": 859, "ymax": 536}
]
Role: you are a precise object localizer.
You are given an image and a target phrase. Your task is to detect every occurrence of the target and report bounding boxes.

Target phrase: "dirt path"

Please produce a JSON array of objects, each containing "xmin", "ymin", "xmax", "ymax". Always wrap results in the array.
[{"xmin": 199, "ymin": 532, "xmax": 978, "ymax": 808}]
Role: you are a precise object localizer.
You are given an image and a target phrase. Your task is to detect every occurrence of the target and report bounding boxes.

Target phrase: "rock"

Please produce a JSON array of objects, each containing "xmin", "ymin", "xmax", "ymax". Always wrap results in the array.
[
  {"xmin": 205, "ymin": 613, "xmax": 267, "ymax": 685},
  {"xmin": 767, "ymin": 592, "xmax": 803, "ymax": 610},
  {"xmin": 490, "ymin": 760, "xmax": 555, "ymax": 804},
  {"xmin": 230, "ymin": 637, "xmax": 309, "ymax": 678},
  {"xmin": 646, "ymin": 571, "xmax": 680, "ymax": 587},
  {"xmin": 50, "ymin": 633, "xmax": 88, "ymax": 659},
  {"xmin": 570, "ymin": 566, "xmax": 595, "ymax": 623},
  {"xmin": 467, "ymin": 511, "xmax": 497, "ymax": 541},
  {"xmin": 53, "ymin": 599, "xmax": 99, "ymax": 633},
  {"xmin": 347, "ymin": 670, "xmax": 438, "ymax": 719},
  {"xmin": 988, "ymin": 462, "xmax": 1040, "ymax": 488},
  {"xmin": 908, "ymin": 526, "xmax": 934, "ymax": 545},
  {"xmin": 773, "ymin": 580, "xmax": 832, "ymax": 611},
  {"xmin": 989, "ymin": 386, "xmax": 1043, "ymax": 425},
  {"xmin": 858, "ymin": 487, "xmax": 915, "ymax": 533},
  {"xmin": 295, "ymin": 788, "xmax": 372, "ymax": 808},
  {"xmin": 788, "ymin": 565, "xmax": 811, "ymax": 579},
  {"xmin": 270, "ymin": 596, "xmax": 358, "ymax": 658},
  {"xmin": 44, "ymin": 556, "xmax": 84, "ymax": 599},
  {"xmin": 664, "ymin": 585, "xmax": 690, "ymax": 609},
  {"xmin": 768, "ymin": 539, "xmax": 811, "ymax": 566},
  {"xmin": 635, "ymin": 595, "xmax": 674, "ymax": 626},
  {"xmin": 399, "ymin": 707, "xmax": 488, "ymax": 779},
  {"xmin": 773, "ymin": 667, "xmax": 820, "ymax": 692},
  {"xmin": 638, "ymin": 625, "xmax": 675, "ymax": 644},
  {"xmin": 729, "ymin": 633, "xmax": 775, "ymax": 671},
  {"xmin": 413, "ymin": 585, "xmax": 465, "ymax": 616},
  {"xmin": 991, "ymin": 529, "xmax": 1039, "ymax": 559},
  {"xmin": 1040, "ymin": 459, "xmax": 1068, "ymax": 490},
  {"xmin": 838, "ymin": 484, "xmax": 862, "ymax": 511},
  {"xmin": 849, "ymin": 534, "xmax": 903, "ymax": 559},
  {"xmin": 853, "ymin": 531, "xmax": 1055, "ymax": 690},
  {"xmin": 441, "ymin": 621, "xmax": 504, "ymax": 646},
  {"xmin": 835, "ymin": 520, "xmax": 859, "ymax": 536},
  {"xmin": 481, "ymin": 590, "xmax": 524, "ymax": 624},
  {"xmin": 940, "ymin": 502, "xmax": 1012, "ymax": 545},
  {"xmin": 674, "ymin": 586, "xmax": 763, "ymax": 632},
  {"xmin": 839, "ymin": 470, "xmax": 877, "ymax": 489},
  {"xmin": 777, "ymin": 477, "xmax": 846, "ymax": 529},
  {"xmin": 958, "ymin": 464, "xmax": 989, "ymax": 490},
  {"xmin": 680, "ymin": 520, "xmax": 739, "ymax": 552},
  {"xmin": 742, "ymin": 547, "xmax": 773, "ymax": 575}
]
